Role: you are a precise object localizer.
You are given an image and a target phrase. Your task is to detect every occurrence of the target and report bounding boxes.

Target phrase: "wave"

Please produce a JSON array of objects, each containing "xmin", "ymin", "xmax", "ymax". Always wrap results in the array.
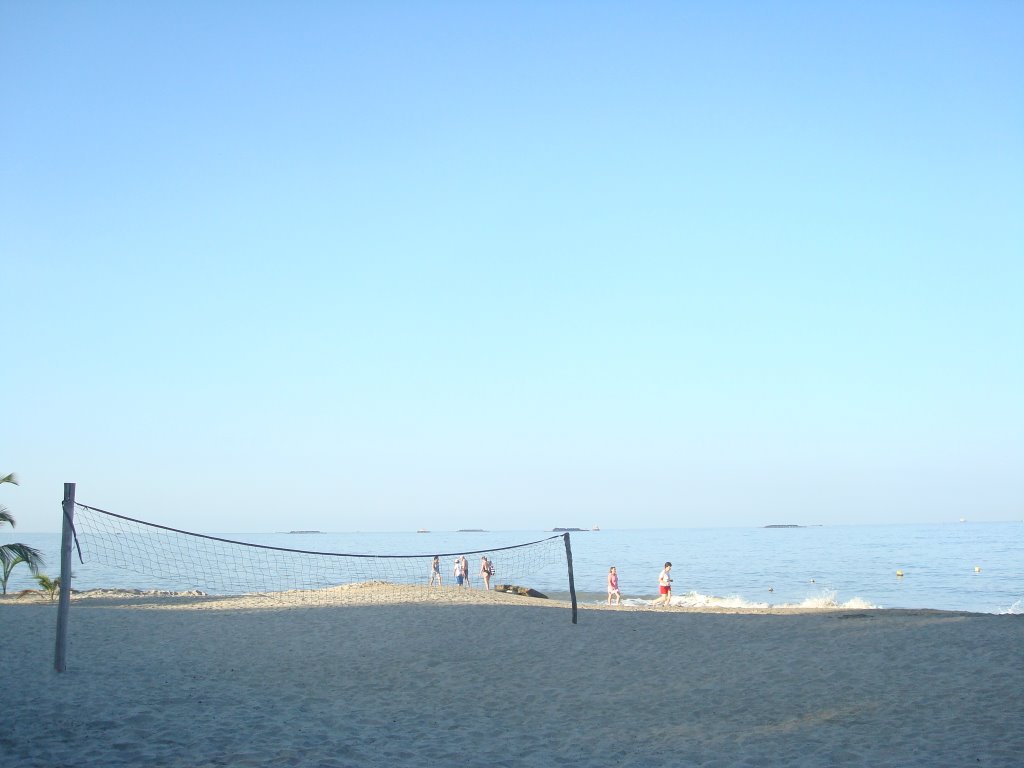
[
  {"xmin": 618, "ymin": 589, "xmax": 876, "ymax": 611},
  {"xmin": 793, "ymin": 589, "xmax": 877, "ymax": 610},
  {"xmin": 672, "ymin": 591, "xmax": 771, "ymax": 610},
  {"xmin": 999, "ymin": 598, "xmax": 1023, "ymax": 615},
  {"xmin": 619, "ymin": 591, "xmax": 769, "ymax": 610}
]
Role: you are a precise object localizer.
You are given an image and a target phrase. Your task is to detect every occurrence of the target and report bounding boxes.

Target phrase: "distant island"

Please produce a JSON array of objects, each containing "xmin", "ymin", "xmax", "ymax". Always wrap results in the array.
[
  {"xmin": 287, "ymin": 530, "xmax": 322, "ymax": 534},
  {"xmin": 457, "ymin": 528, "xmax": 487, "ymax": 532},
  {"xmin": 551, "ymin": 527, "xmax": 586, "ymax": 532},
  {"xmin": 764, "ymin": 525, "xmax": 804, "ymax": 529}
]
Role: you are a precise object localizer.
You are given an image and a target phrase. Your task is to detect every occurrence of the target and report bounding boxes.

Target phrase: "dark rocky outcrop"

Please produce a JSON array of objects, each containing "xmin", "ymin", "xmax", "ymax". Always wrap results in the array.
[{"xmin": 494, "ymin": 584, "xmax": 548, "ymax": 599}]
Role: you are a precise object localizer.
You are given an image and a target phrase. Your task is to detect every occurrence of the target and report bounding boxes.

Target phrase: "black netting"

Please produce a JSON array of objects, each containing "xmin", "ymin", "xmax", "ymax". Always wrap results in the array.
[{"xmin": 71, "ymin": 503, "xmax": 569, "ymax": 607}]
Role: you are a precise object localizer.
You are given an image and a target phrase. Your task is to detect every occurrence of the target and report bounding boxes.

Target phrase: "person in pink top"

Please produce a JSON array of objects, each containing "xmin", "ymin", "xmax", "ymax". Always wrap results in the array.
[{"xmin": 607, "ymin": 566, "xmax": 621, "ymax": 606}]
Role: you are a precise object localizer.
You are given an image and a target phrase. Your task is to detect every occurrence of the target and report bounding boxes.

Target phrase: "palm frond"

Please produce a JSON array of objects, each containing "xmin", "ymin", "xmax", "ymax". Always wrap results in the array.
[
  {"xmin": 0, "ymin": 473, "xmax": 18, "ymax": 486},
  {"xmin": 0, "ymin": 543, "xmax": 45, "ymax": 571}
]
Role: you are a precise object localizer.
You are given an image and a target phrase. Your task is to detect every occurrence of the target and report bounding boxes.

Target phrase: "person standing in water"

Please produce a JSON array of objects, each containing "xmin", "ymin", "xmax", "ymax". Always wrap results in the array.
[
  {"xmin": 607, "ymin": 566, "xmax": 621, "ymax": 606},
  {"xmin": 652, "ymin": 562, "xmax": 672, "ymax": 607}
]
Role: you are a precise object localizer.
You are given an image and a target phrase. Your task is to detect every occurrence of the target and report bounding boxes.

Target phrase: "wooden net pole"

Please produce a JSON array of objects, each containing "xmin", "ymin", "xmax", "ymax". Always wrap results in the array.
[
  {"xmin": 54, "ymin": 482, "xmax": 75, "ymax": 673},
  {"xmin": 563, "ymin": 532, "xmax": 578, "ymax": 624}
]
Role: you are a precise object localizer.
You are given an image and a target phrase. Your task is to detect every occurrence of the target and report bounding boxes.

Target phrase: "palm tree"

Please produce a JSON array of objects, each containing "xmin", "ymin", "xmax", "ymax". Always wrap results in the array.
[
  {"xmin": 18, "ymin": 573, "xmax": 61, "ymax": 601},
  {"xmin": 1, "ymin": 473, "xmax": 45, "ymax": 595}
]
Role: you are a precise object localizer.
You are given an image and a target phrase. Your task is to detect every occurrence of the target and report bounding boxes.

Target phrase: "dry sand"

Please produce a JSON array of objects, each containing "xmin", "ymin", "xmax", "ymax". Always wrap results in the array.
[{"xmin": 4, "ymin": 588, "xmax": 1022, "ymax": 767}]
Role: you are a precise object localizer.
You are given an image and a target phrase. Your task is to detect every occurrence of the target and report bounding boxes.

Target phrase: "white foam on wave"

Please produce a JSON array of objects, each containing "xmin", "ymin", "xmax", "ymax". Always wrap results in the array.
[
  {"xmin": 621, "ymin": 589, "xmax": 877, "ymax": 611},
  {"xmin": 999, "ymin": 598, "xmax": 1023, "ymax": 615},
  {"xmin": 619, "ymin": 597, "xmax": 651, "ymax": 608},
  {"xmin": 621, "ymin": 591, "xmax": 770, "ymax": 610},
  {"xmin": 791, "ymin": 589, "xmax": 877, "ymax": 610},
  {"xmin": 673, "ymin": 591, "xmax": 771, "ymax": 610}
]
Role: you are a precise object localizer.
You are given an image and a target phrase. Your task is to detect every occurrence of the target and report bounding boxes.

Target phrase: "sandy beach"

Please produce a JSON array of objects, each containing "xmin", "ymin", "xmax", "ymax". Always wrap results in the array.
[{"xmin": 4, "ymin": 589, "xmax": 1022, "ymax": 767}]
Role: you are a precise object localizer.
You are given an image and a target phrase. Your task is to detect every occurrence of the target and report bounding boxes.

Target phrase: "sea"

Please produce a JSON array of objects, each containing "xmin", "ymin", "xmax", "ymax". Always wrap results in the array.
[{"xmin": 4, "ymin": 522, "xmax": 1022, "ymax": 615}]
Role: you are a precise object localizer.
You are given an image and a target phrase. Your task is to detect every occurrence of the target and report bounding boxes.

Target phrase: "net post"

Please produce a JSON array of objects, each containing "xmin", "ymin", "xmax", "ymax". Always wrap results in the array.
[
  {"xmin": 55, "ymin": 483, "xmax": 75, "ymax": 673},
  {"xmin": 563, "ymin": 532, "xmax": 578, "ymax": 624}
]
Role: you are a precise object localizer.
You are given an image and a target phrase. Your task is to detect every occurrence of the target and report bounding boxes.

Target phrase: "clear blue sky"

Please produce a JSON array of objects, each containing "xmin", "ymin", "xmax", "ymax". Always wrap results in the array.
[{"xmin": 3, "ymin": 2, "xmax": 1022, "ymax": 533}]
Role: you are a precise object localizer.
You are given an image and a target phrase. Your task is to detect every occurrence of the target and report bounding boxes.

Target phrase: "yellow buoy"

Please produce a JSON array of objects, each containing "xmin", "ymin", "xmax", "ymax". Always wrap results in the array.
[
  {"xmin": 974, "ymin": 566, "xmax": 981, "ymax": 573},
  {"xmin": 896, "ymin": 570, "xmax": 904, "ymax": 577}
]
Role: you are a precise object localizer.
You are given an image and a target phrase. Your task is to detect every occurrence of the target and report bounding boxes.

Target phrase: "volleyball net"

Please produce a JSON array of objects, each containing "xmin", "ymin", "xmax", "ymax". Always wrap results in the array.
[{"xmin": 67, "ymin": 502, "xmax": 575, "ymax": 610}]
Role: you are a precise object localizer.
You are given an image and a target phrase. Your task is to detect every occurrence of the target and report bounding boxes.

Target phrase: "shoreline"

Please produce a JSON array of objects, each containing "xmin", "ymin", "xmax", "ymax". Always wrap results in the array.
[{"xmin": 0, "ymin": 585, "xmax": 998, "ymax": 616}]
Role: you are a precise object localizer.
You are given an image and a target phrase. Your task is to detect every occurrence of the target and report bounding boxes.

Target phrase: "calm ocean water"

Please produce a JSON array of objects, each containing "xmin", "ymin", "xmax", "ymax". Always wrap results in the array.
[{"xmin": 4, "ymin": 522, "xmax": 1022, "ymax": 614}]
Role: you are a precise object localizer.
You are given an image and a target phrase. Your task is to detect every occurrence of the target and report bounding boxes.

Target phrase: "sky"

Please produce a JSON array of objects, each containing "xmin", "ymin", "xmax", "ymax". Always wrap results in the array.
[{"xmin": 3, "ymin": 2, "xmax": 1022, "ymax": 533}]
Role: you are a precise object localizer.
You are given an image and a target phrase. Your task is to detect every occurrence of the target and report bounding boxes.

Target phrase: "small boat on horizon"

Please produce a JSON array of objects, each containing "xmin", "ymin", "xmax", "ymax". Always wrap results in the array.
[
  {"xmin": 591, "ymin": 524, "xmax": 600, "ymax": 531},
  {"xmin": 416, "ymin": 528, "xmax": 430, "ymax": 533}
]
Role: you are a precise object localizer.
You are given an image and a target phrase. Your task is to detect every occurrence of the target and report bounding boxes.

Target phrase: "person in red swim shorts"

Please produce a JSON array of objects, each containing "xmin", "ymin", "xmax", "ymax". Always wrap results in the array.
[{"xmin": 652, "ymin": 561, "xmax": 672, "ymax": 607}]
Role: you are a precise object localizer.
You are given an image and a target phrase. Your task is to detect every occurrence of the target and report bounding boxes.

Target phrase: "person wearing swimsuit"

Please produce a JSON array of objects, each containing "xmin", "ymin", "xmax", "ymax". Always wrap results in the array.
[
  {"xmin": 652, "ymin": 562, "xmax": 672, "ymax": 607},
  {"xmin": 607, "ymin": 566, "xmax": 621, "ymax": 605},
  {"xmin": 480, "ymin": 556, "xmax": 492, "ymax": 590}
]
